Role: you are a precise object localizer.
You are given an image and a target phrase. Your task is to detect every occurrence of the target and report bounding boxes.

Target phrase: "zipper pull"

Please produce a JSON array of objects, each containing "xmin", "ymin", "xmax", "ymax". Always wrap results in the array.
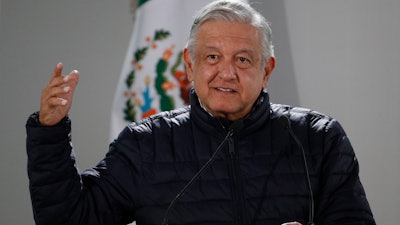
[{"xmin": 228, "ymin": 137, "xmax": 235, "ymax": 156}]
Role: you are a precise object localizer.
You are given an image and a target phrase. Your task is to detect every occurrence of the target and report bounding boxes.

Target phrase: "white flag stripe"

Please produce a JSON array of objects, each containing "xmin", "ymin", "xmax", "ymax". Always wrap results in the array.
[{"xmin": 110, "ymin": 0, "xmax": 215, "ymax": 141}]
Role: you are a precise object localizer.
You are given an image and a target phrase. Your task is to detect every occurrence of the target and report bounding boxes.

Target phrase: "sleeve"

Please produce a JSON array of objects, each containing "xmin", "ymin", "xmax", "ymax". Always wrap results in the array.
[
  {"xmin": 26, "ymin": 112, "xmax": 137, "ymax": 225},
  {"xmin": 315, "ymin": 118, "xmax": 376, "ymax": 225}
]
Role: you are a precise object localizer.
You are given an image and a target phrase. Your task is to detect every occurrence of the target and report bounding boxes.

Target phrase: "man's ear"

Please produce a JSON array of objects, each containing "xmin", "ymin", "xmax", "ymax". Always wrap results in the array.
[
  {"xmin": 262, "ymin": 56, "xmax": 275, "ymax": 89},
  {"xmin": 183, "ymin": 48, "xmax": 194, "ymax": 81}
]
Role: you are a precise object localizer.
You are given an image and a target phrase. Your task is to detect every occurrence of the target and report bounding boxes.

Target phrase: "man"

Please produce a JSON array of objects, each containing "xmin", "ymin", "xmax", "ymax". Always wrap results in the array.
[{"xmin": 26, "ymin": 0, "xmax": 376, "ymax": 225}]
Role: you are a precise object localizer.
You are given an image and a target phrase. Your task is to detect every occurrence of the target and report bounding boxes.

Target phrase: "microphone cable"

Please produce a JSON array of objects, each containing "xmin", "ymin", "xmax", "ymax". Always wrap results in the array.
[{"xmin": 279, "ymin": 115, "xmax": 315, "ymax": 225}]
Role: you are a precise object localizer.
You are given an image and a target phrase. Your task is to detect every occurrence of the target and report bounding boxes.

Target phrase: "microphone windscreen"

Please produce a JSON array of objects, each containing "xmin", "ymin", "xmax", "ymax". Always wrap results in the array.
[{"xmin": 229, "ymin": 120, "xmax": 244, "ymax": 134}]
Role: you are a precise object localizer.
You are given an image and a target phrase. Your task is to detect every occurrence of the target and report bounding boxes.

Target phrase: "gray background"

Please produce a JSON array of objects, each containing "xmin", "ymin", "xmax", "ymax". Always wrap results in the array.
[{"xmin": 1, "ymin": 0, "xmax": 399, "ymax": 224}]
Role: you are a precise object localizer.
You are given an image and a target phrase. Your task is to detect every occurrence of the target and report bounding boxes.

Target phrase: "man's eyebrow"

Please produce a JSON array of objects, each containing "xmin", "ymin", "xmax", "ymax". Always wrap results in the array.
[{"xmin": 202, "ymin": 46, "xmax": 255, "ymax": 55}]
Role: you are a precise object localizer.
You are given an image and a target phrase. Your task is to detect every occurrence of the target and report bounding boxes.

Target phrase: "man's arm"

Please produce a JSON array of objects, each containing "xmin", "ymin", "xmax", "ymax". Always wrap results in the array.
[
  {"xmin": 26, "ymin": 64, "xmax": 135, "ymax": 225},
  {"xmin": 26, "ymin": 112, "xmax": 83, "ymax": 224},
  {"xmin": 26, "ymin": 63, "xmax": 81, "ymax": 224},
  {"xmin": 26, "ymin": 112, "xmax": 138, "ymax": 225},
  {"xmin": 316, "ymin": 119, "xmax": 376, "ymax": 224}
]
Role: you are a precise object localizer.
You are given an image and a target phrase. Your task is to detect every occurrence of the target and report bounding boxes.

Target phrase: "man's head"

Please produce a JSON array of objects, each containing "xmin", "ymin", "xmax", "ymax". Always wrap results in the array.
[{"xmin": 184, "ymin": 0, "xmax": 275, "ymax": 121}]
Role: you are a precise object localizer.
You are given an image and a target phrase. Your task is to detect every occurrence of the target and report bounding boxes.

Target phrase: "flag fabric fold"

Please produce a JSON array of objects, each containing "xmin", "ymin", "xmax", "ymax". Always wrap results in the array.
[{"xmin": 110, "ymin": 0, "xmax": 215, "ymax": 140}]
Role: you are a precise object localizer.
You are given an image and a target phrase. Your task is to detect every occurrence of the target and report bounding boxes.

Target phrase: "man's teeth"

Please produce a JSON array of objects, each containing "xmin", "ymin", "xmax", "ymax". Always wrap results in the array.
[{"xmin": 217, "ymin": 88, "xmax": 233, "ymax": 92}]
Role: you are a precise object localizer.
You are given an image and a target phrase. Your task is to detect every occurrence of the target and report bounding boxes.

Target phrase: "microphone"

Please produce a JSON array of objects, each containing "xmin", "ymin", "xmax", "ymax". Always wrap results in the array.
[
  {"xmin": 279, "ymin": 115, "xmax": 315, "ymax": 225},
  {"xmin": 161, "ymin": 120, "xmax": 244, "ymax": 225}
]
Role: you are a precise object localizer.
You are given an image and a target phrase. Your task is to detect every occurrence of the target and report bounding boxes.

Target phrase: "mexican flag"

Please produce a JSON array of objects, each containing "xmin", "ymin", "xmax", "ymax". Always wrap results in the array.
[{"xmin": 110, "ymin": 0, "xmax": 215, "ymax": 140}]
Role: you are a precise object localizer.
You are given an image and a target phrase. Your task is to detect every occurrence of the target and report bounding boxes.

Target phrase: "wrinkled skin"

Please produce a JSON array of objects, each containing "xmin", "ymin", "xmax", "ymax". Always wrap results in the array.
[{"xmin": 184, "ymin": 20, "xmax": 275, "ymax": 121}]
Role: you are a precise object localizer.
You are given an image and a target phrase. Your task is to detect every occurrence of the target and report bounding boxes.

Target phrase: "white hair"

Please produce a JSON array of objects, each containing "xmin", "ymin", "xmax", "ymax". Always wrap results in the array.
[{"xmin": 186, "ymin": 0, "xmax": 274, "ymax": 64}]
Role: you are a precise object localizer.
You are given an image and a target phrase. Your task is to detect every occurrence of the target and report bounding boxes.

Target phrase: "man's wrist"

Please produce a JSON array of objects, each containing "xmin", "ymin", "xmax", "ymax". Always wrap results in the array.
[{"xmin": 27, "ymin": 111, "xmax": 70, "ymax": 127}]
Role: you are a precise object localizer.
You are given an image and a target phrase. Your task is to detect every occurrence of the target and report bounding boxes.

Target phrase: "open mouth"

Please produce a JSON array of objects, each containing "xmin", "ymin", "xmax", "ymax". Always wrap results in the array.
[{"xmin": 216, "ymin": 87, "xmax": 235, "ymax": 92}]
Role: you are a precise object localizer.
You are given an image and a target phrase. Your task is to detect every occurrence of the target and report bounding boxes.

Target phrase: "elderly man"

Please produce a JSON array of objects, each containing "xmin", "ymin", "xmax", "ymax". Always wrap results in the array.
[{"xmin": 26, "ymin": 1, "xmax": 375, "ymax": 224}]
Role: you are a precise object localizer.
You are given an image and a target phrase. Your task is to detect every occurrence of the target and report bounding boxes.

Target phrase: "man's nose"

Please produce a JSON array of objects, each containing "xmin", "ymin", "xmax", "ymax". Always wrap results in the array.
[{"xmin": 218, "ymin": 60, "xmax": 236, "ymax": 80}]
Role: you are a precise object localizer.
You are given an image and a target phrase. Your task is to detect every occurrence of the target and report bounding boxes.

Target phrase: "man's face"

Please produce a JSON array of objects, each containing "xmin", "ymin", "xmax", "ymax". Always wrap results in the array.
[{"xmin": 184, "ymin": 20, "xmax": 275, "ymax": 121}]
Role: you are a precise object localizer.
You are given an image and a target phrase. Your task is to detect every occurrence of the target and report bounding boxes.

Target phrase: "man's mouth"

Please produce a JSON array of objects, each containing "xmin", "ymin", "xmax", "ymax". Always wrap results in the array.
[{"xmin": 216, "ymin": 87, "xmax": 235, "ymax": 92}]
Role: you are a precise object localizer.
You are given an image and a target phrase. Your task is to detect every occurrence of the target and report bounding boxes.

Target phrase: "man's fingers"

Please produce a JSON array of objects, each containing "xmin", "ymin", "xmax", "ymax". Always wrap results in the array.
[
  {"xmin": 45, "ymin": 69, "xmax": 79, "ymax": 106},
  {"xmin": 39, "ymin": 64, "xmax": 79, "ymax": 126},
  {"xmin": 47, "ymin": 68, "xmax": 79, "ymax": 90},
  {"xmin": 65, "ymin": 70, "xmax": 79, "ymax": 89},
  {"xmin": 47, "ymin": 97, "xmax": 68, "ymax": 107},
  {"xmin": 50, "ymin": 62, "xmax": 63, "ymax": 79},
  {"xmin": 45, "ymin": 86, "xmax": 71, "ymax": 99}
]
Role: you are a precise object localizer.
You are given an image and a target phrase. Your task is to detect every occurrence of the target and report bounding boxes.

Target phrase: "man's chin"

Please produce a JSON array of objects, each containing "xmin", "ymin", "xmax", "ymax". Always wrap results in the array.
[{"xmin": 210, "ymin": 108, "xmax": 246, "ymax": 121}]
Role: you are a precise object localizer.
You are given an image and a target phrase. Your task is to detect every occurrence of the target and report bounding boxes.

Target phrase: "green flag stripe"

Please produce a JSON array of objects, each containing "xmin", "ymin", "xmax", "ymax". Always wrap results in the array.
[{"xmin": 138, "ymin": 0, "xmax": 150, "ymax": 8}]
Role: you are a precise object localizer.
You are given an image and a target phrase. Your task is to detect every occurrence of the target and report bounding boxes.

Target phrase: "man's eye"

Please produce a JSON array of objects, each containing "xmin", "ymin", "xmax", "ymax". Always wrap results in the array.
[
  {"xmin": 238, "ymin": 57, "xmax": 249, "ymax": 63},
  {"xmin": 206, "ymin": 55, "xmax": 219, "ymax": 64},
  {"xmin": 236, "ymin": 56, "xmax": 252, "ymax": 68},
  {"xmin": 207, "ymin": 55, "xmax": 218, "ymax": 60}
]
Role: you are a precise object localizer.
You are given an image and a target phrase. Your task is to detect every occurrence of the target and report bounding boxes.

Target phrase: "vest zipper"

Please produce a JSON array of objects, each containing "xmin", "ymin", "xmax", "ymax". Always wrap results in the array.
[{"xmin": 228, "ymin": 136, "xmax": 246, "ymax": 225}]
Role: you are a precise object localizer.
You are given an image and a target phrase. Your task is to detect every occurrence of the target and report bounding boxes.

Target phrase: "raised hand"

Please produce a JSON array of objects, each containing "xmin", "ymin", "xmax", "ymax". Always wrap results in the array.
[{"xmin": 39, "ymin": 63, "xmax": 79, "ymax": 126}]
